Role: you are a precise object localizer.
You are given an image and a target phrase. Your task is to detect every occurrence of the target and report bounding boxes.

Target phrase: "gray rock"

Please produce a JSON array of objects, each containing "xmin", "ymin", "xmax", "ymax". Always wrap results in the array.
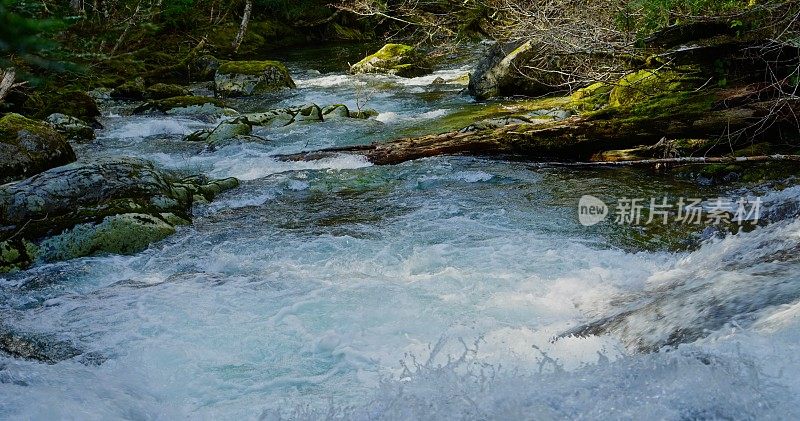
[
  {"xmin": 469, "ymin": 41, "xmax": 539, "ymax": 100},
  {"xmin": 0, "ymin": 327, "xmax": 83, "ymax": 364},
  {"xmin": 46, "ymin": 113, "xmax": 95, "ymax": 142},
  {"xmin": 133, "ymin": 96, "xmax": 238, "ymax": 119},
  {"xmin": 214, "ymin": 60, "xmax": 296, "ymax": 97},
  {"xmin": 321, "ymin": 104, "xmax": 350, "ymax": 120},
  {"xmin": 184, "ymin": 120, "xmax": 254, "ymax": 147},
  {"xmin": 295, "ymin": 104, "xmax": 323, "ymax": 122},
  {"xmin": 242, "ymin": 109, "xmax": 295, "ymax": 127}
]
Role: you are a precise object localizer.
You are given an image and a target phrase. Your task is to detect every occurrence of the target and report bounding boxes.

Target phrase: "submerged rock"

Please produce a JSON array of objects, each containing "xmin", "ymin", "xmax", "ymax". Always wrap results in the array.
[
  {"xmin": 0, "ymin": 327, "xmax": 83, "ymax": 364},
  {"xmin": 214, "ymin": 60, "xmax": 296, "ymax": 97},
  {"xmin": 46, "ymin": 113, "xmax": 95, "ymax": 142},
  {"xmin": 350, "ymin": 44, "xmax": 431, "ymax": 78},
  {"xmin": 0, "ymin": 159, "xmax": 239, "ymax": 271},
  {"xmin": 0, "ymin": 113, "xmax": 76, "ymax": 184}
]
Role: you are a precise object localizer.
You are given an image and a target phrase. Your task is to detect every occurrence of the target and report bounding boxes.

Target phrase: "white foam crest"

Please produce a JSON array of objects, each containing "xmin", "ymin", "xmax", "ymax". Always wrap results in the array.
[
  {"xmin": 296, "ymin": 73, "xmax": 353, "ymax": 89},
  {"xmin": 376, "ymin": 108, "xmax": 449, "ymax": 124}
]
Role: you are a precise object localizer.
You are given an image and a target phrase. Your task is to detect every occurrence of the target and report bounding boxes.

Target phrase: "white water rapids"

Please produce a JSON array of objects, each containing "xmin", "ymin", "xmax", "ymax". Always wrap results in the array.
[{"xmin": 1, "ymin": 45, "xmax": 799, "ymax": 419}]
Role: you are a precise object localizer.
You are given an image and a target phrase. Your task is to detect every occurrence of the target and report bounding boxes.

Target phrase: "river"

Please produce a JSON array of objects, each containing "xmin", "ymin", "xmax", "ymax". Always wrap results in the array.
[{"xmin": 1, "ymin": 44, "xmax": 799, "ymax": 419}]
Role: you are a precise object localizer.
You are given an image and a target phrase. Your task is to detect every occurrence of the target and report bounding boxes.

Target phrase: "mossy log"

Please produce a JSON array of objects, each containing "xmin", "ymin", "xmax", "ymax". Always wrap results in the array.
[{"xmin": 281, "ymin": 94, "xmax": 800, "ymax": 165}]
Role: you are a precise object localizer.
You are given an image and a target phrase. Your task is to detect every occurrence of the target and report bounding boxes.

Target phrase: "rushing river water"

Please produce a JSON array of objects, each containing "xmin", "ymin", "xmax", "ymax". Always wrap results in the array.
[{"xmin": 2, "ymin": 45, "xmax": 800, "ymax": 419}]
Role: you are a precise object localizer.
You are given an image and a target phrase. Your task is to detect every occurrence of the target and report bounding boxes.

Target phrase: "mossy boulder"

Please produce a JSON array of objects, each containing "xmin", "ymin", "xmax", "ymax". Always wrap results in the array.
[
  {"xmin": 0, "ymin": 159, "xmax": 240, "ymax": 271},
  {"xmin": 39, "ymin": 90, "xmax": 101, "ymax": 123},
  {"xmin": 184, "ymin": 120, "xmax": 253, "ymax": 147},
  {"xmin": 111, "ymin": 77, "xmax": 146, "ymax": 100},
  {"xmin": 0, "ymin": 113, "xmax": 76, "ymax": 184},
  {"xmin": 145, "ymin": 83, "xmax": 191, "ymax": 100},
  {"xmin": 191, "ymin": 54, "xmax": 221, "ymax": 81},
  {"xmin": 46, "ymin": 113, "xmax": 95, "ymax": 142},
  {"xmin": 214, "ymin": 60, "xmax": 296, "ymax": 97},
  {"xmin": 37, "ymin": 213, "xmax": 180, "ymax": 262},
  {"xmin": 350, "ymin": 44, "xmax": 431, "ymax": 78},
  {"xmin": 609, "ymin": 70, "xmax": 690, "ymax": 108},
  {"xmin": 321, "ymin": 104, "xmax": 350, "ymax": 120},
  {"xmin": 241, "ymin": 109, "xmax": 296, "ymax": 127},
  {"xmin": 295, "ymin": 104, "xmax": 323, "ymax": 122}
]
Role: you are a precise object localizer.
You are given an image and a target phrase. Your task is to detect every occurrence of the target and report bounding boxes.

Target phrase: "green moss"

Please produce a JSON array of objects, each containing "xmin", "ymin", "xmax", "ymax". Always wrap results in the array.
[
  {"xmin": 570, "ymin": 82, "xmax": 613, "ymax": 111},
  {"xmin": 33, "ymin": 90, "xmax": 101, "ymax": 121},
  {"xmin": 0, "ymin": 113, "xmax": 53, "ymax": 139},
  {"xmin": 0, "ymin": 240, "xmax": 38, "ymax": 273},
  {"xmin": 217, "ymin": 60, "xmax": 289, "ymax": 76},
  {"xmin": 371, "ymin": 43, "xmax": 414, "ymax": 60},
  {"xmin": 351, "ymin": 43, "xmax": 430, "ymax": 77},
  {"xmin": 609, "ymin": 70, "xmax": 693, "ymax": 107},
  {"xmin": 400, "ymin": 96, "xmax": 571, "ymax": 136},
  {"xmin": 145, "ymin": 83, "xmax": 190, "ymax": 100}
]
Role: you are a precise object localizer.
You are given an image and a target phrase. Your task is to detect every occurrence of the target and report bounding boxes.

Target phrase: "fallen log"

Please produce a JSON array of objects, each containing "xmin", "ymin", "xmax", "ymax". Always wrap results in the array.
[{"xmin": 279, "ymin": 96, "xmax": 800, "ymax": 165}]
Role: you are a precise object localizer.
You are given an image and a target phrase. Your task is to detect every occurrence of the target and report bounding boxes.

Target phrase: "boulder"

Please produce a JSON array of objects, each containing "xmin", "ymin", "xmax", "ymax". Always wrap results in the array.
[
  {"xmin": 469, "ymin": 41, "xmax": 635, "ymax": 100},
  {"xmin": 214, "ymin": 60, "xmax": 296, "ymax": 97},
  {"xmin": 37, "ymin": 213, "xmax": 182, "ymax": 263},
  {"xmin": 46, "ymin": 113, "xmax": 95, "ymax": 142},
  {"xmin": 468, "ymin": 41, "xmax": 539, "ymax": 100},
  {"xmin": 41, "ymin": 90, "xmax": 101, "ymax": 123},
  {"xmin": 241, "ymin": 109, "xmax": 295, "ymax": 127},
  {"xmin": 191, "ymin": 54, "xmax": 221, "ymax": 81},
  {"xmin": 321, "ymin": 104, "xmax": 350, "ymax": 120},
  {"xmin": 184, "ymin": 120, "xmax": 254, "ymax": 148},
  {"xmin": 350, "ymin": 44, "xmax": 431, "ymax": 78},
  {"xmin": 111, "ymin": 77, "xmax": 146, "ymax": 100},
  {"xmin": 295, "ymin": 104, "xmax": 323, "ymax": 122},
  {"xmin": 145, "ymin": 83, "xmax": 191, "ymax": 100},
  {"xmin": 0, "ymin": 113, "xmax": 76, "ymax": 184},
  {"xmin": 0, "ymin": 159, "xmax": 239, "ymax": 271}
]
